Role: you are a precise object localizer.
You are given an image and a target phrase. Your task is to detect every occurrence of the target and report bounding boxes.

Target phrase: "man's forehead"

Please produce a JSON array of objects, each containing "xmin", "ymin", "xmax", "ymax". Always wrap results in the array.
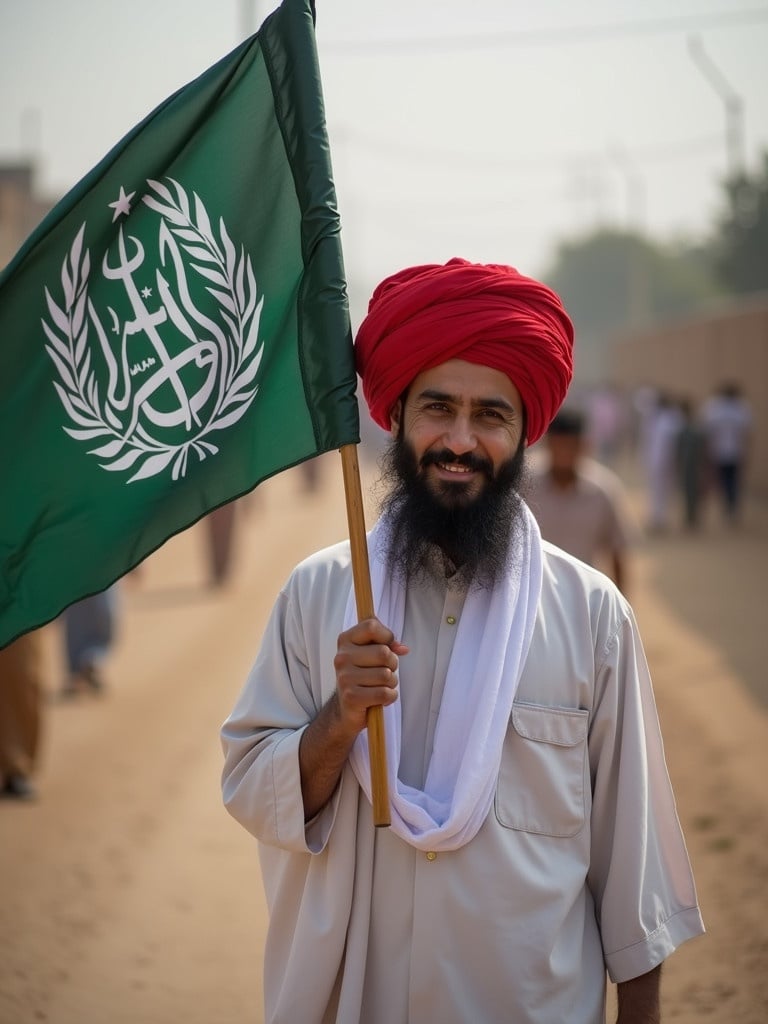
[{"xmin": 408, "ymin": 359, "xmax": 522, "ymax": 407}]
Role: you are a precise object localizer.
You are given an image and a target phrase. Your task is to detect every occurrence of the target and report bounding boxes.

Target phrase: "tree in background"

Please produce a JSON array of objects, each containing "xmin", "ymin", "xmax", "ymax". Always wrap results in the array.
[
  {"xmin": 712, "ymin": 151, "xmax": 768, "ymax": 296},
  {"xmin": 543, "ymin": 228, "xmax": 722, "ymax": 383}
]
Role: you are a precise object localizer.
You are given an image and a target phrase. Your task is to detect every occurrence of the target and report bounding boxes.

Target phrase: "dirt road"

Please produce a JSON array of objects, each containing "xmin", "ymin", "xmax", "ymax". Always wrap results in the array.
[{"xmin": 2, "ymin": 457, "xmax": 767, "ymax": 1023}]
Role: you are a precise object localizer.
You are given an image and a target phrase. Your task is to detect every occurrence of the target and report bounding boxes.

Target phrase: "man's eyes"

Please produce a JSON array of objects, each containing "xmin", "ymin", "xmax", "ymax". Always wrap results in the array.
[
  {"xmin": 478, "ymin": 408, "xmax": 514, "ymax": 423},
  {"xmin": 422, "ymin": 403, "xmax": 510, "ymax": 422}
]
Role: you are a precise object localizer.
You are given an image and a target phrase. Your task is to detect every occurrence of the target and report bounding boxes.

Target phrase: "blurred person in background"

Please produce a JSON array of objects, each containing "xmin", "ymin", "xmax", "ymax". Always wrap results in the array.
[
  {"xmin": 527, "ymin": 408, "xmax": 634, "ymax": 594},
  {"xmin": 628, "ymin": 382, "xmax": 658, "ymax": 458},
  {"xmin": 0, "ymin": 630, "xmax": 44, "ymax": 800},
  {"xmin": 205, "ymin": 501, "xmax": 238, "ymax": 588},
  {"xmin": 642, "ymin": 392, "xmax": 684, "ymax": 534},
  {"xmin": 675, "ymin": 399, "xmax": 709, "ymax": 531},
  {"xmin": 59, "ymin": 586, "xmax": 118, "ymax": 697},
  {"xmin": 585, "ymin": 381, "xmax": 627, "ymax": 465},
  {"xmin": 299, "ymin": 454, "xmax": 323, "ymax": 494},
  {"xmin": 701, "ymin": 382, "xmax": 753, "ymax": 525}
]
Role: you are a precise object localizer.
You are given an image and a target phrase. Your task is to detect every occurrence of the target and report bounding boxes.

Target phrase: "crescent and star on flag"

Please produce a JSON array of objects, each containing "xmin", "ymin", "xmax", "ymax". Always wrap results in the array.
[{"xmin": 107, "ymin": 185, "xmax": 153, "ymax": 300}]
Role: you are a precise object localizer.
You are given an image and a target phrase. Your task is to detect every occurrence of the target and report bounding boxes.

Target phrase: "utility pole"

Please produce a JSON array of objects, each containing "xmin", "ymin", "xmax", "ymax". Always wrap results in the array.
[
  {"xmin": 687, "ymin": 34, "xmax": 745, "ymax": 179},
  {"xmin": 239, "ymin": 0, "xmax": 259, "ymax": 40},
  {"xmin": 565, "ymin": 157, "xmax": 611, "ymax": 231},
  {"xmin": 608, "ymin": 143, "xmax": 649, "ymax": 329},
  {"xmin": 608, "ymin": 143, "xmax": 646, "ymax": 232}
]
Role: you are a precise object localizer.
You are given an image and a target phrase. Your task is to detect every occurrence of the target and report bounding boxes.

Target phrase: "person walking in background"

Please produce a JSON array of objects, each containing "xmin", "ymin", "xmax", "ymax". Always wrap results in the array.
[
  {"xmin": 527, "ymin": 409, "xmax": 634, "ymax": 594},
  {"xmin": 299, "ymin": 454, "xmax": 323, "ymax": 494},
  {"xmin": 0, "ymin": 630, "xmax": 45, "ymax": 800},
  {"xmin": 628, "ymin": 382, "xmax": 658, "ymax": 458},
  {"xmin": 60, "ymin": 586, "xmax": 118, "ymax": 697},
  {"xmin": 205, "ymin": 502, "xmax": 238, "ymax": 588},
  {"xmin": 642, "ymin": 392, "xmax": 684, "ymax": 534},
  {"xmin": 675, "ymin": 399, "xmax": 709, "ymax": 531},
  {"xmin": 701, "ymin": 382, "xmax": 753, "ymax": 525},
  {"xmin": 585, "ymin": 381, "xmax": 627, "ymax": 465},
  {"xmin": 221, "ymin": 258, "xmax": 703, "ymax": 1024}
]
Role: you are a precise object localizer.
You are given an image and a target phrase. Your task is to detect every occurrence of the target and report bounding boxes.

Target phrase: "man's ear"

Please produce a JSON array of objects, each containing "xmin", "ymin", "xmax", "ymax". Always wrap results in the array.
[{"xmin": 389, "ymin": 399, "xmax": 403, "ymax": 438}]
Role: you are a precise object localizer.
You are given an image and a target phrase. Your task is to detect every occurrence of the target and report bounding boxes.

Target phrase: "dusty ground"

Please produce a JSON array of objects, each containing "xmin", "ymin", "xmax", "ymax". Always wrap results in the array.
[{"xmin": 1, "ymin": 453, "xmax": 767, "ymax": 1024}]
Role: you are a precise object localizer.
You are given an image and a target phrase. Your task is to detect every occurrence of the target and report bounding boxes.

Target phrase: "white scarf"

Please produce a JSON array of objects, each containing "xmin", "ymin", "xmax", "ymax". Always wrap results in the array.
[{"xmin": 345, "ymin": 503, "xmax": 543, "ymax": 851}]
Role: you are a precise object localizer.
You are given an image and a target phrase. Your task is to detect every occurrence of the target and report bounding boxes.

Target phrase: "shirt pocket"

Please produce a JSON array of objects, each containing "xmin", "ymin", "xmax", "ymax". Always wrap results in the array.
[{"xmin": 494, "ymin": 702, "xmax": 589, "ymax": 838}]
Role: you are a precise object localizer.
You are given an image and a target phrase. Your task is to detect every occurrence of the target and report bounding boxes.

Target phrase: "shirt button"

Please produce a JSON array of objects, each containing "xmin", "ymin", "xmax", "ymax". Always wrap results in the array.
[
  {"xmin": 446, "ymin": 616, "xmax": 456, "ymax": 625},
  {"xmin": 426, "ymin": 851, "xmax": 437, "ymax": 861}
]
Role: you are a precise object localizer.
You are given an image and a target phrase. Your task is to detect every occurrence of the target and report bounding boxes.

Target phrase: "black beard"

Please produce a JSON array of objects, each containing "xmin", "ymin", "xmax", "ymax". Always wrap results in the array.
[{"xmin": 377, "ymin": 432, "xmax": 527, "ymax": 590}]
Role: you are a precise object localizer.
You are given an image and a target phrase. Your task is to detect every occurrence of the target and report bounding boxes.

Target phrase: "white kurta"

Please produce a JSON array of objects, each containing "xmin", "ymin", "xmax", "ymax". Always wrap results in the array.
[{"xmin": 221, "ymin": 537, "xmax": 704, "ymax": 1024}]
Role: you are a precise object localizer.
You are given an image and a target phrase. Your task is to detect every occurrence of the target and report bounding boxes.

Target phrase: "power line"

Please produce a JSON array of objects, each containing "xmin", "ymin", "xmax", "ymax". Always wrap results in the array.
[
  {"xmin": 322, "ymin": 6, "xmax": 768, "ymax": 56},
  {"xmin": 334, "ymin": 129, "xmax": 724, "ymax": 173}
]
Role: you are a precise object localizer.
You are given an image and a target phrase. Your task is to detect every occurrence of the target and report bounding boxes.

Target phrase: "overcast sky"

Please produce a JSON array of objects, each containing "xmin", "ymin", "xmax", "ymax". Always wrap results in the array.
[{"xmin": 2, "ymin": 0, "xmax": 767, "ymax": 320}]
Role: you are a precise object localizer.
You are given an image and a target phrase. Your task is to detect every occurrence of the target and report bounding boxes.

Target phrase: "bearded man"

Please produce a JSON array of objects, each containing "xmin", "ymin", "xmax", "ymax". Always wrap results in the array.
[{"xmin": 221, "ymin": 259, "xmax": 704, "ymax": 1024}]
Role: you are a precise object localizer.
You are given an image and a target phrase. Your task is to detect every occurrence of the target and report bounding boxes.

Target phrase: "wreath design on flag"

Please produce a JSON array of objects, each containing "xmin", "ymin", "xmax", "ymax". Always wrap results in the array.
[{"xmin": 42, "ymin": 178, "xmax": 265, "ymax": 483}]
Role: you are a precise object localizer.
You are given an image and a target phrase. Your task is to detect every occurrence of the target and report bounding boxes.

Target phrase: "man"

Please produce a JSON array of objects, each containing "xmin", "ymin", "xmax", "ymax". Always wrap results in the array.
[
  {"xmin": 675, "ymin": 398, "xmax": 708, "ymax": 531},
  {"xmin": 59, "ymin": 586, "xmax": 118, "ymax": 697},
  {"xmin": 221, "ymin": 258, "xmax": 704, "ymax": 1024},
  {"xmin": 527, "ymin": 408, "xmax": 633, "ymax": 593},
  {"xmin": 0, "ymin": 630, "xmax": 44, "ymax": 800},
  {"xmin": 642, "ymin": 392, "xmax": 683, "ymax": 534},
  {"xmin": 701, "ymin": 381, "xmax": 752, "ymax": 524}
]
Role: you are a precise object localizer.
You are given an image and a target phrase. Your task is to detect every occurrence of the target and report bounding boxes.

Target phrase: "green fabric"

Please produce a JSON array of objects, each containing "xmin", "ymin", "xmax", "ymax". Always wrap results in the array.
[{"xmin": 0, "ymin": 0, "xmax": 358, "ymax": 647}]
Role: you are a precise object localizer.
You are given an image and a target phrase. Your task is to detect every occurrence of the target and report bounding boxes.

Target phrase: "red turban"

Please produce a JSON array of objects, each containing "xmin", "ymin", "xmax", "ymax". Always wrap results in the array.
[{"xmin": 355, "ymin": 258, "xmax": 574, "ymax": 446}]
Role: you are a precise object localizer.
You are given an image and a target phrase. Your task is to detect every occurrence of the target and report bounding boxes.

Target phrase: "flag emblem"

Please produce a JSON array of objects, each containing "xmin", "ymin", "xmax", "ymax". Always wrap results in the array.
[{"xmin": 42, "ymin": 177, "xmax": 265, "ymax": 483}]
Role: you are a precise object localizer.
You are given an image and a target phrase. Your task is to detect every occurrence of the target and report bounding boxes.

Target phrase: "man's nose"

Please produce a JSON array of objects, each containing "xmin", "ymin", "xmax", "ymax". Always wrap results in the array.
[{"xmin": 443, "ymin": 415, "xmax": 477, "ymax": 454}]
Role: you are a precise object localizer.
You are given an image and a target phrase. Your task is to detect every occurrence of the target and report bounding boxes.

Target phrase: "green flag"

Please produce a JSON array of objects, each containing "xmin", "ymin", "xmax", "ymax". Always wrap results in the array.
[{"xmin": 0, "ymin": 0, "xmax": 359, "ymax": 648}]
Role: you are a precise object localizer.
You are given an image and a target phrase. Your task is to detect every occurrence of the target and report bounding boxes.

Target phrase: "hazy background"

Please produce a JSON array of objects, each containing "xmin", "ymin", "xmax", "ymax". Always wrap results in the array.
[
  {"xmin": 2, "ymin": 13, "xmax": 767, "ymax": 1022},
  {"xmin": 2, "ymin": 0, "xmax": 767, "ymax": 322}
]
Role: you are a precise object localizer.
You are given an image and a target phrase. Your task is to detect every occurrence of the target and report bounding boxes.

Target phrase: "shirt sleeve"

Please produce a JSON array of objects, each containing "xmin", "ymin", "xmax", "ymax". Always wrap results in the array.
[
  {"xmin": 220, "ymin": 586, "xmax": 341, "ymax": 855},
  {"xmin": 587, "ymin": 609, "xmax": 705, "ymax": 982}
]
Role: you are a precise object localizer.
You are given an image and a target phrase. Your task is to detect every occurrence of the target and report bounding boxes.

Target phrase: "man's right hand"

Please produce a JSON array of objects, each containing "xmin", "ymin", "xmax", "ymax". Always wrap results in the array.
[
  {"xmin": 332, "ymin": 616, "xmax": 409, "ymax": 735},
  {"xmin": 298, "ymin": 617, "xmax": 408, "ymax": 822}
]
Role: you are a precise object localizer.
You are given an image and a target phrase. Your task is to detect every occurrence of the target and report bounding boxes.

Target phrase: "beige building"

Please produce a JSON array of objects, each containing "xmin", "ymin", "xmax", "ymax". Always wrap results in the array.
[
  {"xmin": 0, "ymin": 161, "xmax": 56, "ymax": 269},
  {"xmin": 613, "ymin": 296, "xmax": 768, "ymax": 496}
]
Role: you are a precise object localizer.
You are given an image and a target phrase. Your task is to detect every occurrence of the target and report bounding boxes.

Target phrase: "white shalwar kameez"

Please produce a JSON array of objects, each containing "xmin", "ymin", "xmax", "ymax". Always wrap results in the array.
[{"xmin": 221, "ymin": 538, "xmax": 704, "ymax": 1024}]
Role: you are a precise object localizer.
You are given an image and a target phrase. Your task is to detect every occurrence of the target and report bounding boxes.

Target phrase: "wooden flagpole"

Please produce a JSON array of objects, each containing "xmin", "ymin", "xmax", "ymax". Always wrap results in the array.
[{"xmin": 339, "ymin": 443, "xmax": 391, "ymax": 827}]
